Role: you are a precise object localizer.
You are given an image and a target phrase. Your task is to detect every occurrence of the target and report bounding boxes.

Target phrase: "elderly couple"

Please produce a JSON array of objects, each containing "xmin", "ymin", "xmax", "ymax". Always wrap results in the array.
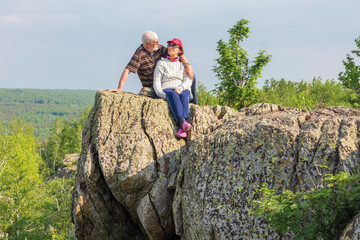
[{"xmin": 109, "ymin": 31, "xmax": 194, "ymax": 138}]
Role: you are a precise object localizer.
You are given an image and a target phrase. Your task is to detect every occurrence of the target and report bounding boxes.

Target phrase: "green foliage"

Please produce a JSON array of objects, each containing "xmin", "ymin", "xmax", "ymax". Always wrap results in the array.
[
  {"xmin": 40, "ymin": 178, "xmax": 76, "ymax": 240},
  {"xmin": 339, "ymin": 36, "xmax": 360, "ymax": 103},
  {"xmin": 213, "ymin": 19, "xmax": 271, "ymax": 110},
  {"xmin": 0, "ymin": 90, "xmax": 91, "ymax": 239},
  {"xmin": 262, "ymin": 77, "xmax": 357, "ymax": 109},
  {"xmin": 0, "ymin": 125, "xmax": 43, "ymax": 239},
  {"xmin": 8, "ymin": 119, "xmax": 35, "ymax": 136},
  {"xmin": 255, "ymin": 172, "xmax": 360, "ymax": 239},
  {"xmin": 197, "ymin": 82, "xmax": 218, "ymax": 106},
  {"xmin": 41, "ymin": 107, "xmax": 90, "ymax": 174},
  {"xmin": 0, "ymin": 88, "xmax": 96, "ymax": 138},
  {"xmin": 0, "ymin": 121, "xmax": 77, "ymax": 239}
]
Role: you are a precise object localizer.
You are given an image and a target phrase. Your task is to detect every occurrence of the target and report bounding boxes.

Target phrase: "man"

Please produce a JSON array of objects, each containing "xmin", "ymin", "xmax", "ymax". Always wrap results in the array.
[{"xmin": 109, "ymin": 31, "xmax": 193, "ymax": 97}]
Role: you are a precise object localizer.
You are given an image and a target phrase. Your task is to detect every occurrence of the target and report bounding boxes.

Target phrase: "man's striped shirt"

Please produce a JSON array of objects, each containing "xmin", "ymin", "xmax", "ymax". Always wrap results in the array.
[{"xmin": 126, "ymin": 44, "xmax": 167, "ymax": 88}]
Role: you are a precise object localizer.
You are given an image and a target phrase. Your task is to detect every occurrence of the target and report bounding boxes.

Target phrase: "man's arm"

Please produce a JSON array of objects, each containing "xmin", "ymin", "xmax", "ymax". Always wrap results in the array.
[
  {"xmin": 108, "ymin": 68, "xmax": 130, "ymax": 92},
  {"xmin": 179, "ymin": 55, "xmax": 194, "ymax": 80}
]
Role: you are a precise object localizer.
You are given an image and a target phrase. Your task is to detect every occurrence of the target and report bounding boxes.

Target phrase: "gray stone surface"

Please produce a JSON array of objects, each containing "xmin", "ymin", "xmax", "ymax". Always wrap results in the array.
[
  {"xmin": 340, "ymin": 213, "xmax": 360, "ymax": 240},
  {"xmin": 71, "ymin": 91, "xmax": 360, "ymax": 240}
]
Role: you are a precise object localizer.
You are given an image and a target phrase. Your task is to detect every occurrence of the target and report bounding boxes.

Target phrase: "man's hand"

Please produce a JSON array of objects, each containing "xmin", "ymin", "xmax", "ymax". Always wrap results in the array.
[
  {"xmin": 174, "ymin": 88, "xmax": 181, "ymax": 95},
  {"xmin": 108, "ymin": 88, "xmax": 122, "ymax": 92},
  {"xmin": 185, "ymin": 64, "xmax": 194, "ymax": 80},
  {"xmin": 179, "ymin": 55, "xmax": 194, "ymax": 80}
]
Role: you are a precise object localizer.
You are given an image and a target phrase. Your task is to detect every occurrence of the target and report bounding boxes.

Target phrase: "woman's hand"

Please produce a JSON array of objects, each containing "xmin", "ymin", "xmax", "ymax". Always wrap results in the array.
[{"xmin": 174, "ymin": 88, "xmax": 181, "ymax": 95}]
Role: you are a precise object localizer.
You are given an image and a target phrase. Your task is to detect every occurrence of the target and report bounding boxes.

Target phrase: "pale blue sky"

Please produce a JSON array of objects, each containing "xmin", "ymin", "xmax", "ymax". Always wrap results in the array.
[{"xmin": 1, "ymin": 0, "xmax": 359, "ymax": 93}]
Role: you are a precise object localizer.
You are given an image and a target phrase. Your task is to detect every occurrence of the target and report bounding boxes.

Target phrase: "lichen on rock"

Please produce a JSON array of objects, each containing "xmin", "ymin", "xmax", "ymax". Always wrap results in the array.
[{"xmin": 71, "ymin": 91, "xmax": 360, "ymax": 240}]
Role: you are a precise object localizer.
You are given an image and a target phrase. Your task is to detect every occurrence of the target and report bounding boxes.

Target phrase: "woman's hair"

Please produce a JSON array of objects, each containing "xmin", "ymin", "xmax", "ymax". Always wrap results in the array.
[
  {"xmin": 142, "ymin": 31, "xmax": 158, "ymax": 44},
  {"xmin": 178, "ymin": 47, "xmax": 184, "ymax": 57}
]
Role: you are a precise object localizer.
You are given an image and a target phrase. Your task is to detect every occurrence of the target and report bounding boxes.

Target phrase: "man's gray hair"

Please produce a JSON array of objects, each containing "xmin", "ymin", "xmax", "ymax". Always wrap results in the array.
[{"xmin": 142, "ymin": 31, "xmax": 158, "ymax": 44}]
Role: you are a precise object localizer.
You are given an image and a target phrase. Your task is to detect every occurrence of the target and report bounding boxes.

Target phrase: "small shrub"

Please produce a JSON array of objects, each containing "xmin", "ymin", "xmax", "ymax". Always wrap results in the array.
[{"xmin": 254, "ymin": 172, "xmax": 360, "ymax": 240}]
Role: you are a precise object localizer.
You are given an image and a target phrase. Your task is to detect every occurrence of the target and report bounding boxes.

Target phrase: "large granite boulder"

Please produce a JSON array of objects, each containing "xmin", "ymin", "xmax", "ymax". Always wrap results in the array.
[{"xmin": 71, "ymin": 91, "xmax": 360, "ymax": 239}]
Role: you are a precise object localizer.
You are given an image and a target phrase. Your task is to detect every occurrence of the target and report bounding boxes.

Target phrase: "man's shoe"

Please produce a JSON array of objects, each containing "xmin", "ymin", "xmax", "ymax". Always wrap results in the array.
[
  {"xmin": 176, "ymin": 129, "xmax": 187, "ymax": 138},
  {"xmin": 182, "ymin": 122, "xmax": 192, "ymax": 132}
]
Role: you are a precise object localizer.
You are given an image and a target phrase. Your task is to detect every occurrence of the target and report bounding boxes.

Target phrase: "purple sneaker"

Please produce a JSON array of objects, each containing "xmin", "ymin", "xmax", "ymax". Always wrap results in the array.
[
  {"xmin": 176, "ymin": 129, "xmax": 187, "ymax": 138},
  {"xmin": 182, "ymin": 122, "xmax": 192, "ymax": 132}
]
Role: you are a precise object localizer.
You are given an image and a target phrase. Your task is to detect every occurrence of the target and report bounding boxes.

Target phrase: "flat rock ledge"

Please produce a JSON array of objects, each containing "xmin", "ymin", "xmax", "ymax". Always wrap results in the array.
[{"xmin": 71, "ymin": 90, "xmax": 360, "ymax": 240}]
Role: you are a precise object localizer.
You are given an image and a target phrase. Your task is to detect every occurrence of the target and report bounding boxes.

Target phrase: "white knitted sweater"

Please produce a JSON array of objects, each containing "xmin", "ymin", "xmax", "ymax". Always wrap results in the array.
[{"xmin": 153, "ymin": 59, "xmax": 192, "ymax": 99}]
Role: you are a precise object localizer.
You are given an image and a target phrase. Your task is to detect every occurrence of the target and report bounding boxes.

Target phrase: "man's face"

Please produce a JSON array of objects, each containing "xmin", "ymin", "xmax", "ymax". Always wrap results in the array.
[{"xmin": 149, "ymin": 38, "xmax": 160, "ymax": 52}]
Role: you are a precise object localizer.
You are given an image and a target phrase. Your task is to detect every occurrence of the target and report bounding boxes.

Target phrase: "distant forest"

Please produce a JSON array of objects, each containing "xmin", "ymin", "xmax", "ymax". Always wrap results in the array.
[{"xmin": 0, "ymin": 89, "xmax": 96, "ymax": 138}]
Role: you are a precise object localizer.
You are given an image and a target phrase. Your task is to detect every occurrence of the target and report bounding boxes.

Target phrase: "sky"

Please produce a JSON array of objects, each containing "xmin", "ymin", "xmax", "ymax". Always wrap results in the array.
[{"xmin": 1, "ymin": 0, "xmax": 360, "ymax": 93}]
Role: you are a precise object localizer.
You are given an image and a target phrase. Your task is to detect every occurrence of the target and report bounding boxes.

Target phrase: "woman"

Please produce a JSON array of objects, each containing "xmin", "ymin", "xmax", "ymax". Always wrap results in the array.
[{"xmin": 153, "ymin": 38, "xmax": 192, "ymax": 138}]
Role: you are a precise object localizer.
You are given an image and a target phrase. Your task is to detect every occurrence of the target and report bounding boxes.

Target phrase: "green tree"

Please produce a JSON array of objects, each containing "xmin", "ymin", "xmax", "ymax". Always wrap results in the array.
[
  {"xmin": 309, "ymin": 77, "xmax": 356, "ymax": 108},
  {"xmin": 213, "ymin": 19, "xmax": 271, "ymax": 110},
  {"xmin": 41, "ymin": 117, "xmax": 66, "ymax": 173},
  {"xmin": 262, "ymin": 78, "xmax": 300, "ymax": 108},
  {"xmin": 0, "ymin": 124, "xmax": 43, "ymax": 239},
  {"xmin": 263, "ymin": 77, "xmax": 356, "ymax": 110},
  {"xmin": 197, "ymin": 82, "xmax": 218, "ymax": 106},
  {"xmin": 8, "ymin": 119, "xmax": 34, "ymax": 136},
  {"xmin": 41, "ymin": 107, "xmax": 90, "ymax": 173},
  {"xmin": 0, "ymin": 122, "xmax": 76, "ymax": 239},
  {"xmin": 339, "ymin": 36, "xmax": 360, "ymax": 104},
  {"xmin": 41, "ymin": 178, "xmax": 76, "ymax": 239}
]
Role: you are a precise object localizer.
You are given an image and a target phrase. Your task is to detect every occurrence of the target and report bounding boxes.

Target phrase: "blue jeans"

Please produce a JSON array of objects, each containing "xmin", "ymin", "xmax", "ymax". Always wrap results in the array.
[{"xmin": 163, "ymin": 89, "xmax": 190, "ymax": 123}]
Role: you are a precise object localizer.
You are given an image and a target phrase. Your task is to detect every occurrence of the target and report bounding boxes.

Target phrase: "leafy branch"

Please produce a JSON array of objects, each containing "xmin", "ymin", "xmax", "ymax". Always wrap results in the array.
[{"xmin": 254, "ymin": 172, "xmax": 360, "ymax": 240}]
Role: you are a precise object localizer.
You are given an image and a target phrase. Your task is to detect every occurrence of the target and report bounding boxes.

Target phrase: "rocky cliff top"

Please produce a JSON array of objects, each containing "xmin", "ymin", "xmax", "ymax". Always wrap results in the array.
[{"xmin": 71, "ymin": 90, "xmax": 360, "ymax": 240}]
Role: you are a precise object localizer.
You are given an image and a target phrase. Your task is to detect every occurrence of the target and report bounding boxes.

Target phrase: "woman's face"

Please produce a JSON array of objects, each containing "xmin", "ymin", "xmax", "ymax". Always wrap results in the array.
[{"xmin": 167, "ymin": 43, "xmax": 181, "ymax": 57}]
